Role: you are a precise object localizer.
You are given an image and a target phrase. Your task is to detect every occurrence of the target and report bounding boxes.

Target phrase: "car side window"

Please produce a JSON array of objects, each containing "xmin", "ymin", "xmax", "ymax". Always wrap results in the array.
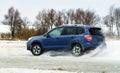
[
  {"xmin": 76, "ymin": 27, "xmax": 84, "ymax": 35},
  {"xmin": 61, "ymin": 27, "xmax": 76, "ymax": 35},
  {"xmin": 48, "ymin": 27, "xmax": 63, "ymax": 37}
]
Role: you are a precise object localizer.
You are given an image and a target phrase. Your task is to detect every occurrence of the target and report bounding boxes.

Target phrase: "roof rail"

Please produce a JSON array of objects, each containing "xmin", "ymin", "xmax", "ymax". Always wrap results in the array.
[
  {"xmin": 59, "ymin": 24, "xmax": 96, "ymax": 28},
  {"xmin": 60, "ymin": 24, "xmax": 85, "ymax": 26}
]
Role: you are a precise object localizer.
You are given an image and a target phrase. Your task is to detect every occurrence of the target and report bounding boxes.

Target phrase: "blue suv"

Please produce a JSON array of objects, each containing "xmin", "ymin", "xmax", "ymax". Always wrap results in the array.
[{"xmin": 27, "ymin": 25, "xmax": 105, "ymax": 56}]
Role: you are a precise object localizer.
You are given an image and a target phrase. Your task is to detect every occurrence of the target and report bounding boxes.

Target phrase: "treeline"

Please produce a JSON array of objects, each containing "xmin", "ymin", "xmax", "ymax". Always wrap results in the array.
[
  {"xmin": 1, "ymin": 6, "xmax": 120, "ymax": 40},
  {"xmin": 35, "ymin": 9, "xmax": 99, "ymax": 29},
  {"xmin": 104, "ymin": 6, "xmax": 120, "ymax": 37}
]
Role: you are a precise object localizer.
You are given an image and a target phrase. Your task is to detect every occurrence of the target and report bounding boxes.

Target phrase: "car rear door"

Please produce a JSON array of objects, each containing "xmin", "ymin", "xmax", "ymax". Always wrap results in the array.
[{"xmin": 58, "ymin": 27, "xmax": 76, "ymax": 49}]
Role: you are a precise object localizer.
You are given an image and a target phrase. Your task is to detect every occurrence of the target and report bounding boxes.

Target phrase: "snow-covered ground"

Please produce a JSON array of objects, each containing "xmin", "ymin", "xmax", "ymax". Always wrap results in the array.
[
  {"xmin": 0, "ymin": 68, "xmax": 75, "ymax": 73},
  {"xmin": 0, "ymin": 40, "xmax": 120, "ymax": 73}
]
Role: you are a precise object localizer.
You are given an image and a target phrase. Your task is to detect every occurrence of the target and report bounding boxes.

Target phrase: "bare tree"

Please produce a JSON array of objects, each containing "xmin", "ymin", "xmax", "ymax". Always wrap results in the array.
[
  {"xmin": 104, "ymin": 15, "xmax": 114, "ymax": 35},
  {"xmin": 2, "ymin": 7, "xmax": 23, "ymax": 38},
  {"xmin": 35, "ymin": 10, "xmax": 49, "ymax": 35},
  {"xmin": 62, "ymin": 10, "xmax": 69, "ymax": 24},
  {"xmin": 22, "ymin": 17, "xmax": 30, "ymax": 28},
  {"xmin": 83, "ymin": 10, "xmax": 99, "ymax": 25},
  {"xmin": 74, "ymin": 9, "xmax": 84, "ymax": 24},
  {"xmin": 47, "ymin": 9, "xmax": 56, "ymax": 29},
  {"xmin": 104, "ymin": 5, "xmax": 115, "ymax": 36},
  {"xmin": 54, "ymin": 11, "xmax": 64, "ymax": 26},
  {"xmin": 114, "ymin": 8, "xmax": 120, "ymax": 37},
  {"xmin": 73, "ymin": 9, "xmax": 99, "ymax": 25},
  {"xmin": 35, "ymin": 9, "xmax": 56, "ymax": 29},
  {"xmin": 109, "ymin": 5, "xmax": 114, "ymax": 33},
  {"xmin": 104, "ymin": 6, "xmax": 120, "ymax": 37}
]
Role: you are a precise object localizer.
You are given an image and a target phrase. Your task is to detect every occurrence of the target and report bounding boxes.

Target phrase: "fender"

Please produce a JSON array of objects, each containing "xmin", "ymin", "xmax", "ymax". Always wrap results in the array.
[
  {"xmin": 30, "ymin": 39, "xmax": 43, "ymax": 49},
  {"xmin": 70, "ymin": 39, "xmax": 85, "ymax": 51}
]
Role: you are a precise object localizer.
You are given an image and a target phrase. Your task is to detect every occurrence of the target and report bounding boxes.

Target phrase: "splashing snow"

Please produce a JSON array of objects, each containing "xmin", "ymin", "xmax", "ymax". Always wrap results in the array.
[{"xmin": 0, "ymin": 40, "xmax": 120, "ymax": 60}]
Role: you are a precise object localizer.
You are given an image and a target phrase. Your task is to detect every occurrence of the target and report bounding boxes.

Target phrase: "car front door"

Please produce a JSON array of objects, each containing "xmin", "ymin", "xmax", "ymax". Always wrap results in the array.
[{"xmin": 42, "ymin": 27, "xmax": 63, "ymax": 50}]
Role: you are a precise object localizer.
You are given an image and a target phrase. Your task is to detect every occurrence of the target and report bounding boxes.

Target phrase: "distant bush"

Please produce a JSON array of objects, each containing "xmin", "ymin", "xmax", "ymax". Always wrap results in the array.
[
  {"xmin": 0, "ymin": 33, "xmax": 11, "ymax": 40},
  {"xmin": 15, "ymin": 28, "xmax": 37, "ymax": 40}
]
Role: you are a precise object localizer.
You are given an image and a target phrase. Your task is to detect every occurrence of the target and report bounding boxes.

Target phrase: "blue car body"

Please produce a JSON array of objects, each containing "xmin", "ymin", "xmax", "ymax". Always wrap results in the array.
[{"xmin": 27, "ymin": 25, "xmax": 105, "ymax": 56}]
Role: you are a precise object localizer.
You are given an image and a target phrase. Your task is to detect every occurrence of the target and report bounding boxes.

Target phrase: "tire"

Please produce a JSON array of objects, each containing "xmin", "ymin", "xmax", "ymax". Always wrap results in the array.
[
  {"xmin": 31, "ymin": 43, "xmax": 42, "ymax": 56},
  {"xmin": 71, "ymin": 44, "xmax": 83, "ymax": 56}
]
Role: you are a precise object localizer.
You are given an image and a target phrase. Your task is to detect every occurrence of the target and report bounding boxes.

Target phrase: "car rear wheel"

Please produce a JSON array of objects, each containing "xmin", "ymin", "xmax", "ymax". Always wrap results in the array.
[
  {"xmin": 71, "ymin": 44, "xmax": 83, "ymax": 56},
  {"xmin": 31, "ymin": 43, "xmax": 42, "ymax": 56}
]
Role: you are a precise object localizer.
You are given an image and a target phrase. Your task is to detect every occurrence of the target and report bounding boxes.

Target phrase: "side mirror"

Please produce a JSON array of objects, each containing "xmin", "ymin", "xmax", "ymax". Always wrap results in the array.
[{"xmin": 44, "ymin": 34, "xmax": 50, "ymax": 38}]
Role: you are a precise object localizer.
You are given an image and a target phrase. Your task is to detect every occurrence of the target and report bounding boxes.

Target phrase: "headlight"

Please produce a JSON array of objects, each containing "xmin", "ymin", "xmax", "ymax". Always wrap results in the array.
[{"xmin": 28, "ymin": 37, "xmax": 32, "ymax": 41}]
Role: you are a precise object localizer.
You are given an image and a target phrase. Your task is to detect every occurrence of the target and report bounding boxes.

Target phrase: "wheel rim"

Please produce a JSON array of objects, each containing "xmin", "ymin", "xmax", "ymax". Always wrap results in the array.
[
  {"xmin": 72, "ymin": 45, "xmax": 81, "ymax": 56},
  {"xmin": 32, "ymin": 44, "xmax": 41, "ymax": 55}
]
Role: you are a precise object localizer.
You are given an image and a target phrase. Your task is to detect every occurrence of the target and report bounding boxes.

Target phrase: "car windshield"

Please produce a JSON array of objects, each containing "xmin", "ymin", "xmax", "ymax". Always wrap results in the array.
[{"xmin": 48, "ymin": 27, "xmax": 63, "ymax": 37}]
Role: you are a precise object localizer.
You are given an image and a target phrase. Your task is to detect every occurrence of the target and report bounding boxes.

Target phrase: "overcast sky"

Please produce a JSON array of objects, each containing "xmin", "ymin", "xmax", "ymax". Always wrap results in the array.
[{"xmin": 0, "ymin": 0, "xmax": 120, "ymax": 23}]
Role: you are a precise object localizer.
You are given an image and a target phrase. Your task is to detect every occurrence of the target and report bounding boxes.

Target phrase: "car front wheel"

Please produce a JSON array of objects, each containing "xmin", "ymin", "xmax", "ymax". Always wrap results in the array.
[
  {"xmin": 71, "ymin": 44, "xmax": 83, "ymax": 56},
  {"xmin": 31, "ymin": 44, "xmax": 42, "ymax": 56}
]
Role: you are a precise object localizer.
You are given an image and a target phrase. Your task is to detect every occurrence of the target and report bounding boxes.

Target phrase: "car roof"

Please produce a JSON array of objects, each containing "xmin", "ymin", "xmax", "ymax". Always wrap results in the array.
[{"xmin": 58, "ymin": 24, "xmax": 100, "ymax": 29}]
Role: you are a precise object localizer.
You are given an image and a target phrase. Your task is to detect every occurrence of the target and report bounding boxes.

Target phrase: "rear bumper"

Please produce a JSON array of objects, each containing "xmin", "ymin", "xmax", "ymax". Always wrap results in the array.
[{"xmin": 83, "ymin": 42, "xmax": 106, "ymax": 50}]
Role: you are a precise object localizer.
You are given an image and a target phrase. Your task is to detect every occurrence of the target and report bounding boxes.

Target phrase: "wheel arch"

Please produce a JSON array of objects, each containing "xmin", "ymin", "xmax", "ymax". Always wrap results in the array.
[
  {"xmin": 31, "ymin": 41, "xmax": 43, "ymax": 49},
  {"xmin": 71, "ymin": 41, "xmax": 84, "ymax": 51}
]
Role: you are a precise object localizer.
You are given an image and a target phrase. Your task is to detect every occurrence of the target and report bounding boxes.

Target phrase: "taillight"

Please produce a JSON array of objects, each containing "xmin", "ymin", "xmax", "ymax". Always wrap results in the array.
[{"xmin": 84, "ymin": 35, "xmax": 92, "ymax": 42}]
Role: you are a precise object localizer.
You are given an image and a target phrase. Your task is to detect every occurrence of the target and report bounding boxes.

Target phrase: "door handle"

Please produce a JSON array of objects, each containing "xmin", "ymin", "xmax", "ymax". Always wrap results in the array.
[
  {"xmin": 56, "ymin": 37, "xmax": 59, "ymax": 39},
  {"xmin": 71, "ymin": 36, "xmax": 75, "ymax": 38}
]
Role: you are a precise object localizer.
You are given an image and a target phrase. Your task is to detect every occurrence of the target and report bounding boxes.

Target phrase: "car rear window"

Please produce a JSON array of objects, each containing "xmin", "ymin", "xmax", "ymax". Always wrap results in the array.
[{"xmin": 89, "ymin": 28, "xmax": 103, "ymax": 36}]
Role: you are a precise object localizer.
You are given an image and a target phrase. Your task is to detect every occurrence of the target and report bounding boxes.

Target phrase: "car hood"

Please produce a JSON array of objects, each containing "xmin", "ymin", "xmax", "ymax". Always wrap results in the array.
[
  {"xmin": 28, "ymin": 35, "xmax": 44, "ymax": 41},
  {"xmin": 32, "ymin": 35, "xmax": 44, "ymax": 39}
]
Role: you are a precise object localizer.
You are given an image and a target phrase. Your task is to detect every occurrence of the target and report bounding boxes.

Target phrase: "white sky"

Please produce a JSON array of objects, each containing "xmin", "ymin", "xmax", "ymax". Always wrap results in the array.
[{"xmin": 0, "ymin": 0, "xmax": 120, "ymax": 23}]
